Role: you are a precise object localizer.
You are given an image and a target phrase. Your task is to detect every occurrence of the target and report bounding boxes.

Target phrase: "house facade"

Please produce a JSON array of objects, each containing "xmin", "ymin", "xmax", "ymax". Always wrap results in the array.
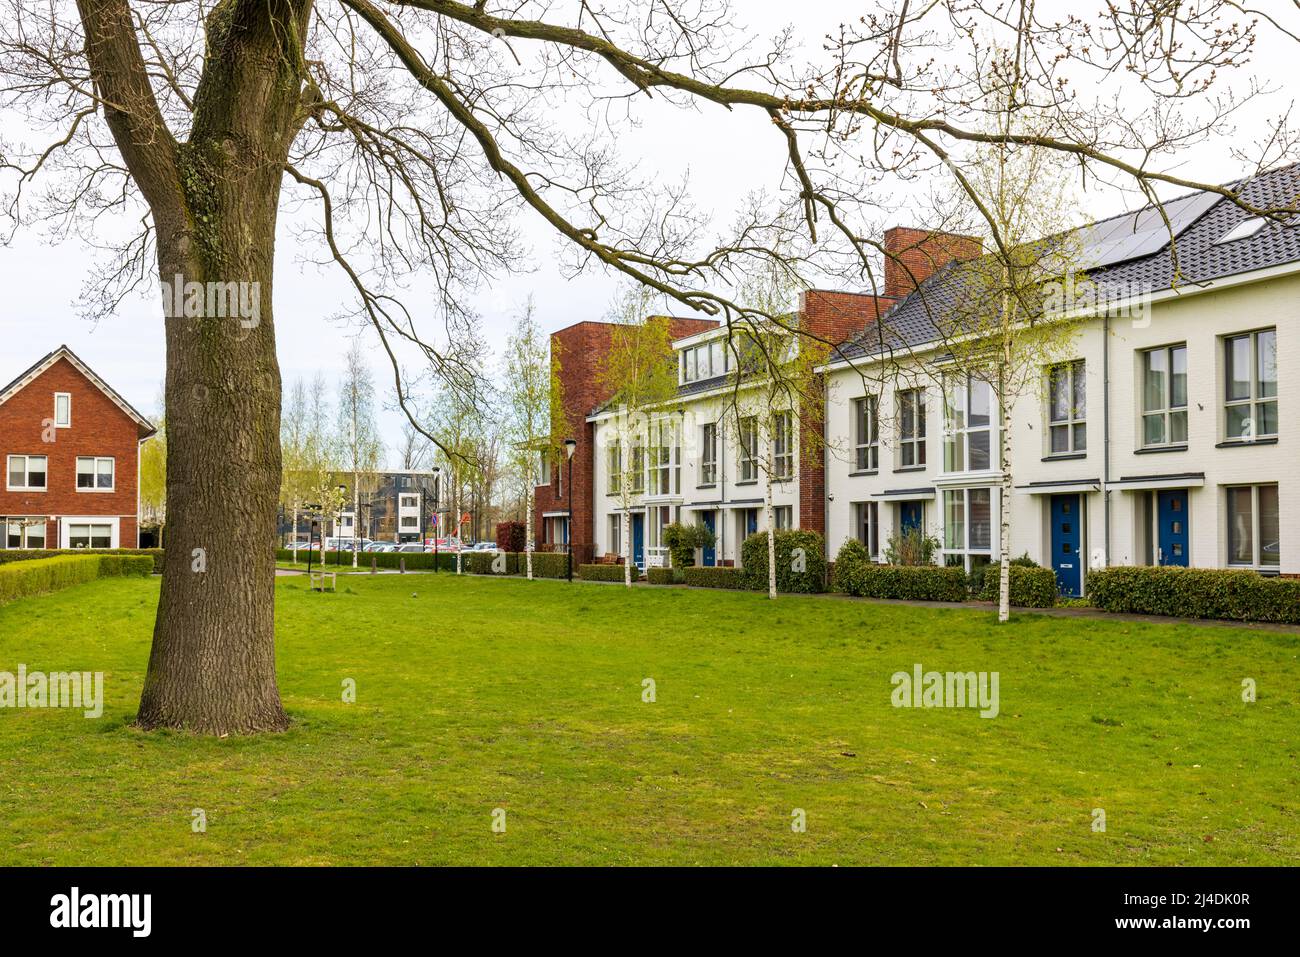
[
  {"xmin": 0, "ymin": 345, "xmax": 155, "ymax": 550},
  {"xmin": 279, "ymin": 469, "xmax": 440, "ymax": 544},
  {"xmin": 820, "ymin": 165, "xmax": 1299, "ymax": 590}
]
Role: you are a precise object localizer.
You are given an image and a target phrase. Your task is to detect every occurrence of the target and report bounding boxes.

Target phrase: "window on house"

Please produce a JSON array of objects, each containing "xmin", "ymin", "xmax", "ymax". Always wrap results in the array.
[
  {"xmin": 54, "ymin": 393, "xmax": 71, "ymax": 428},
  {"xmin": 943, "ymin": 487, "xmax": 992, "ymax": 572},
  {"xmin": 1047, "ymin": 360, "xmax": 1086, "ymax": 454},
  {"xmin": 853, "ymin": 396, "xmax": 879, "ymax": 471},
  {"xmin": 1227, "ymin": 484, "xmax": 1280, "ymax": 569},
  {"xmin": 943, "ymin": 375, "xmax": 993, "ymax": 472},
  {"xmin": 680, "ymin": 343, "xmax": 721, "ymax": 383},
  {"xmin": 1224, "ymin": 329, "xmax": 1277, "ymax": 440},
  {"xmin": 400, "ymin": 495, "xmax": 418, "ymax": 508},
  {"xmin": 607, "ymin": 439, "xmax": 622, "ymax": 495},
  {"xmin": 68, "ymin": 523, "xmax": 112, "ymax": 549},
  {"xmin": 5, "ymin": 518, "xmax": 46, "ymax": 549},
  {"xmin": 739, "ymin": 416, "xmax": 758, "ymax": 482},
  {"xmin": 773, "ymin": 505, "xmax": 793, "ymax": 530},
  {"xmin": 898, "ymin": 389, "xmax": 926, "ymax": 468},
  {"xmin": 400, "ymin": 515, "xmax": 418, "ymax": 528},
  {"xmin": 608, "ymin": 514, "xmax": 622, "ymax": 555},
  {"xmin": 1141, "ymin": 344, "xmax": 1188, "ymax": 446},
  {"xmin": 76, "ymin": 456, "xmax": 115, "ymax": 490},
  {"xmin": 538, "ymin": 453, "xmax": 551, "ymax": 486},
  {"xmin": 772, "ymin": 412, "xmax": 793, "ymax": 481},
  {"xmin": 709, "ymin": 341, "xmax": 724, "ymax": 377},
  {"xmin": 854, "ymin": 501, "xmax": 879, "ymax": 557},
  {"xmin": 649, "ymin": 420, "xmax": 679, "ymax": 495},
  {"xmin": 7, "ymin": 455, "xmax": 47, "ymax": 490},
  {"xmin": 700, "ymin": 423, "xmax": 717, "ymax": 485},
  {"xmin": 629, "ymin": 443, "xmax": 645, "ymax": 494}
]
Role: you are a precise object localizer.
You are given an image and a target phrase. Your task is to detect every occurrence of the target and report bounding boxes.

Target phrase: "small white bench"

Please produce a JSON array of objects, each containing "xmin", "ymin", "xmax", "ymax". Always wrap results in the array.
[{"xmin": 309, "ymin": 570, "xmax": 337, "ymax": 592}]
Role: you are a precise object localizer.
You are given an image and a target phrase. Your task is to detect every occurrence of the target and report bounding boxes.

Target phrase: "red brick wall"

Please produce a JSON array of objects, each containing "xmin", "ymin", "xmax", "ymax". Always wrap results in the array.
[
  {"xmin": 534, "ymin": 316, "xmax": 716, "ymax": 559},
  {"xmin": 883, "ymin": 226, "xmax": 983, "ymax": 298},
  {"xmin": 0, "ymin": 356, "xmax": 143, "ymax": 548}
]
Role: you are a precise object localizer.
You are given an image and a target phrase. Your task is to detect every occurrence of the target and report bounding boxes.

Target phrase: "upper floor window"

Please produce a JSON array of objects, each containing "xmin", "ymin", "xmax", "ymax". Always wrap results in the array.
[
  {"xmin": 700, "ymin": 423, "xmax": 718, "ymax": 485},
  {"xmin": 943, "ymin": 374, "xmax": 993, "ymax": 472},
  {"xmin": 1224, "ymin": 328, "xmax": 1277, "ymax": 441},
  {"xmin": 897, "ymin": 389, "xmax": 927, "ymax": 468},
  {"xmin": 738, "ymin": 416, "xmax": 758, "ymax": 482},
  {"xmin": 54, "ymin": 393, "xmax": 71, "ymax": 428},
  {"xmin": 1141, "ymin": 344, "xmax": 1187, "ymax": 447},
  {"xmin": 649, "ymin": 420, "xmax": 680, "ymax": 495},
  {"xmin": 629, "ymin": 443, "xmax": 646, "ymax": 494},
  {"xmin": 680, "ymin": 342, "xmax": 727, "ymax": 383},
  {"xmin": 1047, "ymin": 360, "xmax": 1086, "ymax": 454},
  {"xmin": 607, "ymin": 440, "xmax": 622, "ymax": 495},
  {"xmin": 76, "ymin": 456, "xmax": 115, "ymax": 491},
  {"xmin": 1226, "ymin": 484, "xmax": 1279, "ymax": 569},
  {"xmin": 538, "ymin": 453, "xmax": 551, "ymax": 487},
  {"xmin": 400, "ymin": 515, "xmax": 418, "ymax": 528},
  {"xmin": 400, "ymin": 495, "xmax": 418, "ymax": 508},
  {"xmin": 772, "ymin": 412, "xmax": 794, "ymax": 481},
  {"xmin": 6, "ymin": 454, "xmax": 47, "ymax": 491},
  {"xmin": 853, "ymin": 396, "xmax": 879, "ymax": 471}
]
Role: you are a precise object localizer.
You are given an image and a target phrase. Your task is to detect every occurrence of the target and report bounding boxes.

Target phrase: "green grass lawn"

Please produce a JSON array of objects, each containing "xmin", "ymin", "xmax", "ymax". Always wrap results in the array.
[{"xmin": 1, "ymin": 573, "xmax": 1297, "ymax": 865}]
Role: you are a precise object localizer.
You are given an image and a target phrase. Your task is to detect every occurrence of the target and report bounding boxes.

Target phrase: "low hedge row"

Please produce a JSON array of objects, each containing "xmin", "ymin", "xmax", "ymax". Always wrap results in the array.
[
  {"xmin": 646, "ymin": 567, "xmax": 682, "ymax": 585},
  {"xmin": 578, "ymin": 563, "xmax": 627, "ymax": 582},
  {"xmin": 1087, "ymin": 566, "xmax": 1300, "ymax": 624},
  {"xmin": 0, "ymin": 547, "xmax": 165, "ymax": 574},
  {"xmin": 978, "ymin": 565, "xmax": 1059, "ymax": 608},
  {"xmin": 0, "ymin": 553, "xmax": 153, "ymax": 604},
  {"xmin": 682, "ymin": 566, "xmax": 747, "ymax": 589},
  {"xmin": 837, "ymin": 562, "xmax": 969, "ymax": 602}
]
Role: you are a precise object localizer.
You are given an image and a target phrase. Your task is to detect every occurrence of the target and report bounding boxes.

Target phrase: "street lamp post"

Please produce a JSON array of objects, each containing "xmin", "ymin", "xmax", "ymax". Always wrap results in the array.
[
  {"xmin": 336, "ymin": 484, "xmax": 348, "ymax": 567},
  {"xmin": 564, "ymin": 438, "xmax": 577, "ymax": 582},
  {"xmin": 431, "ymin": 466, "xmax": 441, "ymax": 573}
]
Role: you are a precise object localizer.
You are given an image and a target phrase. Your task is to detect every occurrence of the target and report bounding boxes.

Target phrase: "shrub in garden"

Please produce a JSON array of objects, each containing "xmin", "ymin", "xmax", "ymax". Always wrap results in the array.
[
  {"xmin": 831, "ymin": 538, "xmax": 871, "ymax": 593},
  {"xmin": 0, "ymin": 547, "xmax": 165, "ymax": 574},
  {"xmin": 682, "ymin": 566, "xmax": 746, "ymax": 589},
  {"xmin": 661, "ymin": 521, "xmax": 716, "ymax": 569},
  {"xmin": 739, "ymin": 529, "xmax": 827, "ymax": 593},
  {"xmin": 463, "ymin": 551, "xmax": 519, "ymax": 575},
  {"xmin": 495, "ymin": 521, "xmax": 527, "ymax": 554},
  {"xmin": 883, "ymin": 527, "xmax": 941, "ymax": 566},
  {"xmin": 646, "ymin": 566, "xmax": 682, "ymax": 585},
  {"xmin": 1086, "ymin": 566, "xmax": 1300, "ymax": 624},
  {"xmin": 0, "ymin": 554, "xmax": 152, "ymax": 605},
  {"xmin": 978, "ymin": 565, "xmax": 1058, "ymax": 608},
  {"xmin": 835, "ymin": 562, "xmax": 968, "ymax": 602},
  {"xmin": 579, "ymin": 564, "xmax": 626, "ymax": 582}
]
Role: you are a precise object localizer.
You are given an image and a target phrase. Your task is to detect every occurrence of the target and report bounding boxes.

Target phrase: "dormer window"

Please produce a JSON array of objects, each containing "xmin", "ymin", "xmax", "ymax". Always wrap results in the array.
[
  {"xmin": 54, "ymin": 392, "xmax": 71, "ymax": 428},
  {"xmin": 680, "ymin": 341, "xmax": 727, "ymax": 384}
]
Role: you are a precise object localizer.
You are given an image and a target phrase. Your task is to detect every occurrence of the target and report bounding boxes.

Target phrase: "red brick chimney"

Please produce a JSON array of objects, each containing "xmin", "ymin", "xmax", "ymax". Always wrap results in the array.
[{"xmin": 882, "ymin": 226, "xmax": 982, "ymax": 298}]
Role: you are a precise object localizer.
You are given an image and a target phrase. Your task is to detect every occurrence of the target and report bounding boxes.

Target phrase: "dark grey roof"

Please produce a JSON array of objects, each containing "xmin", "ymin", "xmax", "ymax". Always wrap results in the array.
[{"xmin": 836, "ymin": 164, "xmax": 1300, "ymax": 362}]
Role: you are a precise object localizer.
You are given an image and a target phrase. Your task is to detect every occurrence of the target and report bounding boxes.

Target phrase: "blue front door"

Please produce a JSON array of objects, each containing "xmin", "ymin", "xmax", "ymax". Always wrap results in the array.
[
  {"xmin": 631, "ymin": 514, "xmax": 645, "ymax": 568},
  {"xmin": 701, "ymin": 511, "xmax": 716, "ymax": 567},
  {"xmin": 1050, "ymin": 494, "xmax": 1082, "ymax": 597},
  {"xmin": 1157, "ymin": 490, "xmax": 1189, "ymax": 566},
  {"xmin": 899, "ymin": 501, "xmax": 923, "ymax": 534},
  {"xmin": 745, "ymin": 509, "xmax": 759, "ymax": 536}
]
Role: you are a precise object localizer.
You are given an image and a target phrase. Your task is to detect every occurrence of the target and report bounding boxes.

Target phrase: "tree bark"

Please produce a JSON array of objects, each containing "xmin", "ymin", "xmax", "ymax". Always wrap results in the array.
[
  {"xmin": 126, "ymin": 0, "xmax": 314, "ymax": 734},
  {"xmin": 998, "ymin": 363, "xmax": 1012, "ymax": 623},
  {"xmin": 525, "ymin": 482, "xmax": 535, "ymax": 580},
  {"xmin": 765, "ymin": 434, "xmax": 776, "ymax": 600}
]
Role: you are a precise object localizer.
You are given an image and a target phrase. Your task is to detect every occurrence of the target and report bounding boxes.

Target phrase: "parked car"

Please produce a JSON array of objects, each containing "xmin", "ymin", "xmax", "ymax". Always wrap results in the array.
[
  {"xmin": 363, "ymin": 541, "xmax": 395, "ymax": 552},
  {"xmin": 287, "ymin": 540, "xmax": 321, "ymax": 552},
  {"xmin": 468, "ymin": 541, "xmax": 496, "ymax": 553},
  {"xmin": 396, "ymin": 543, "xmax": 430, "ymax": 553}
]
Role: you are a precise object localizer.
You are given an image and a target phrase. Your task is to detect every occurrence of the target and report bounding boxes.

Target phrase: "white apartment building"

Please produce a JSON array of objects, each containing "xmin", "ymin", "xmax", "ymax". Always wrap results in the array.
[
  {"xmin": 820, "ymin": 167, "xmax": 1299, "ymax": 595},
  {"xmin": 588, "ymin": 324, "xmax": 802, "ymax": 569}
]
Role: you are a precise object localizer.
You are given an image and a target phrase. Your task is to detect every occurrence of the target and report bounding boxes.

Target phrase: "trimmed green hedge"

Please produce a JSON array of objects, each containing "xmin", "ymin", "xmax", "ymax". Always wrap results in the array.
[
  {"xmin": 278, "ymin": 549, "xmax": 459, "ymax": 571},
  {"xmin": 462, "ymin": 551, "xmax": 520, "ymax": 575},
  {"xmin": 740, "ymin": 529, "xmax": 827, "ymax": 593},
  {"xmin": 646, "ymin": 567, "xmax": 683, "ymax": 585},
  {"xmin": 0, "ymin": 548, "xmax": 164, "ymax": 574},
  {"xmin": 579, "ymin": 563, "xmax": 627, "ymax": 582},
  {"xmin": 979, "ymin": 565, "xmax": 1059, "ymax": 608},
  {"xmin": 836, "ymin": 562, "xmax": 968, "ymax": 602},
  {"xmin": 682, "ymin": 566, "xmax": 746, "ymax": 589},
  {"xmin": 521, "ymin": 552, "xmax": 572, "ymax": 579},
  {"xmin": 1087, "ymin": 566, "xmax": 1300, "ymax": 624},
  {"xmin": 0, "ymin": 553, "xmax": 153, "ymax": 604}
]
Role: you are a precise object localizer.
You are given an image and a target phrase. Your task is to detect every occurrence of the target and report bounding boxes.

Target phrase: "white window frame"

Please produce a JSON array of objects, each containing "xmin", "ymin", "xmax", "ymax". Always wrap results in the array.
[
  {"xmin": 738, "ymin": 416, "xmax": 758, "ymax": 482},
  {"xmin": 607, "ymin": 439, "xmax": 622, "ymax": 495},
  {"xmin": 854, "ymin": 501, "xmax": 879, "ymax": 558},
  {"xmin": 942, "ymin": 487, "xmax": 993, "ymax": 573},
  {"xmin": 1226, "ymin": 484, "xmax": 1280, "ymax": 570},
  {"xmin": 772, "ymin": 411, "xmax": 794, "ymax": 481},
  {"xmin": 608, "ymin": 514, "xmax": 622, "ymax": 555},
  {"xmin": 773, "ymin": 505, "xmax": 793, "ymax": 530},
  {"xmin": 54, "ymin": 392, "xmax": 71, "ymax": 428},
  {"xmin": 649, "ymin": 419, "xmax": 680, "ymax": 496},
  {"xmin": 6, "ymin": 454, "xmax": 48, "ymax": 491},
  {"xmin": 76, "ymin": 456, "xmax": 116, "ymax": 492},
  {"xmin": 1223, "ymin": 328, "xmax": 1277, "ymax": 441},
  {"xmin": 943, "ymin": 374, "xmax": 994, "ymax": 473},
  {"xmin": 5, "ymin": 517, "xmax": 47, "ymax": 549},
  {"xmin": 62, "ymin": 518, "xmax": 118, "ymax": 549},
  {"xmin": 700, "ymin": 423, "xmax": 717, "ymax": 485},
  {"xmin": 1046, "ymin": 360, "xmax": 1086, "ymax": 455},
  {"xmin": 897, "ymin": 389, "xmax": 926, "ymax": 468},
  {"xmin": 1140, "ymin": 343, "xmax": 1188, "ymax": 448},
  {"xmin": 853, "ymin": 396, "xmax": 879, "ymax": 472}
]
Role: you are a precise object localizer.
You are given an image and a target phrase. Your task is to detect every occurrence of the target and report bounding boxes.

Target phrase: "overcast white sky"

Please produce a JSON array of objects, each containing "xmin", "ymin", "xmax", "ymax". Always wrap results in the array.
[{"xmin": 1, "ymin": 1, "xmax": 1292, "ymax": 465}]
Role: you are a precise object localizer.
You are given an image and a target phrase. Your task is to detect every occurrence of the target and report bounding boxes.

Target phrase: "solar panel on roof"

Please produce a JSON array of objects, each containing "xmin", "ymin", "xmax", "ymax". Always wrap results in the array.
[{"xmin": 1078, "ymin": 189, "xmax": 1222, "ymax": 269}]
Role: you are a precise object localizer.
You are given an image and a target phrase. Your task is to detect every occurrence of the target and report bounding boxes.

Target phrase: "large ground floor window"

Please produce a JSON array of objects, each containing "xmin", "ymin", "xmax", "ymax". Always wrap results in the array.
[
  {"xmin": 67, "ymin": 522, "xmax": 113, "ymax": 549},
  {"xmin": 943, "ymin": 488, "xmax": 992, "ymax": 573},
  {"xmin": 1226, "ymin": 484, "xmax": 1279, "ymax": 570},
  {"xmin": 4, "ymin": 517, "xmax": 47, "ymax": 549},
  {"xmin": 853, "ymin": 501, "xmax": 879, "ymax": 558}
]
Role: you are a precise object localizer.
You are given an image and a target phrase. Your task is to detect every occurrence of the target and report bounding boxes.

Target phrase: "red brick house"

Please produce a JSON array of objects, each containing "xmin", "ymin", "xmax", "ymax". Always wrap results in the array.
[{"xmin": 0, "ymin": 345, "xmax": 155, "ymax": 550}]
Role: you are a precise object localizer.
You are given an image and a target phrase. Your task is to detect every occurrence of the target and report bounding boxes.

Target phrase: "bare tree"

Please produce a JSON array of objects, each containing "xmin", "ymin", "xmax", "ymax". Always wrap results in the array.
[
  {"xmin": 337, "ymin": 339, "xmax": 383, "ymax": 566},
  {"xmin": 2, "ymin": 1, "xmax": 1295, "ymax": 732}
]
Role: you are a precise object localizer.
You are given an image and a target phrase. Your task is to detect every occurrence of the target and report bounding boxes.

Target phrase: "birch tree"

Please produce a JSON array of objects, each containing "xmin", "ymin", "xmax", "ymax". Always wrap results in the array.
[{"xmin": 338, "ymin": 341, "xmax": 384, "ymax": 567}]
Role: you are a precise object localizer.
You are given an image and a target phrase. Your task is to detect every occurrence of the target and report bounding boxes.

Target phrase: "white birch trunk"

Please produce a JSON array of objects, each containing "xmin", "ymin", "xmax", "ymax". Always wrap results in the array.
[
  {"xmin": 292, "ymin": 506, "xmax": 299, "ymax": 564},
  {"xmin": 998, "ymin": 363, "xmax": 1012, "ymax": 623},
  {"xmin": 525, "ymin": 480, "xmax": 535, "ymax": 580},
  {"xmin": 352, "ymin": 476, "xmax": 360, "ymax": 569},
  {"xmin": 765, "ymin": 437, "xmax": 776, "ymax": 600},
  {"xmin": 623, "ymin": 508, "xmax": 632, "ymax": 587}
]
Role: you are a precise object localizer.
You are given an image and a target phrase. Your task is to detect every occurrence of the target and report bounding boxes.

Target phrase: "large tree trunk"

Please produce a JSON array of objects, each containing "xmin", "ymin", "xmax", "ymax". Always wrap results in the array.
[{"xmin": 126, "ymin": 0, "xmax": 314, "ymax": 734}]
